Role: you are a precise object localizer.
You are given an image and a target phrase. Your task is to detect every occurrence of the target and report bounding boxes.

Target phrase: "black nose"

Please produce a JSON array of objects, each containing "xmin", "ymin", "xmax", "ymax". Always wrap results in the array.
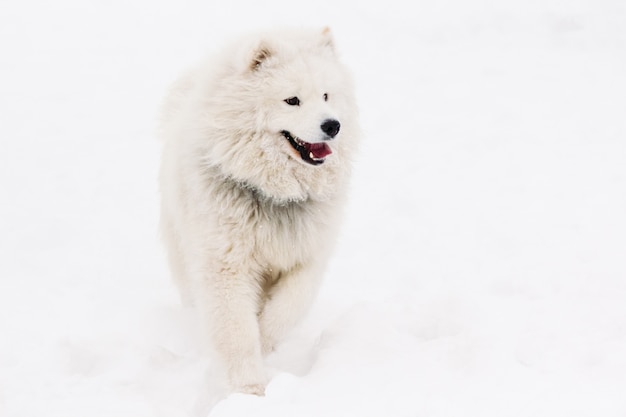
[{"xmin": 321, "ymin": 119, "xmax": 341, "ymax": 138}]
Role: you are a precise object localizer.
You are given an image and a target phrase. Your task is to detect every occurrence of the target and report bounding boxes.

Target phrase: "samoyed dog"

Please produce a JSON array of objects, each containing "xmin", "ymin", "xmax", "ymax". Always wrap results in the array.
[{"xmin": 159, "ymin": 27, "xmax": 359, "ymax": 395}]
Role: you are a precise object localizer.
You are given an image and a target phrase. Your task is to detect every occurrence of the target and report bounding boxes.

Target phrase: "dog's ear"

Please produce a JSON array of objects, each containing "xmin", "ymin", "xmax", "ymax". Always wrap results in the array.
[
  {"xmin": 320, "ymin": 27, "xmax": 336, "ymax": 52},
  {"xmin": 249, "ymin": 43, "xmax": 273, "ymax": 71}
]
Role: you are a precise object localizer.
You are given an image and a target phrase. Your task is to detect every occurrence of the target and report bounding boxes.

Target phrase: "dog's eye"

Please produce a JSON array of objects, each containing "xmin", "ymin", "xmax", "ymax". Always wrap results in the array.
[
  {"xmin": 323, "ymin": 93, "xmax": 328, "ymax": 101},
  {"xmin": 284, "ymin": 97, "xmax": 300, "ymax": 106}
]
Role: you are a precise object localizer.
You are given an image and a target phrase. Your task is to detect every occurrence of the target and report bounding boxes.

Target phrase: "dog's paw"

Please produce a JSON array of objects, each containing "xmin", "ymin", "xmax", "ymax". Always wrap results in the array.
[
  {"xmin": 229, "ymin": 368, "xmax": 267, "ymax": 396},
  {"xmin": 237, "ymin": 383, "xmax": 266, "ymax": 396}
]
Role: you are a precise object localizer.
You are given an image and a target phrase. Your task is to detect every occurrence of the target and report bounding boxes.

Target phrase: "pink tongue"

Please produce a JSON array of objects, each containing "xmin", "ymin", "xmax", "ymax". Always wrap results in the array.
[{"xmin": 307, "ymin": 142, "xmax": 332, "ymax": 159}]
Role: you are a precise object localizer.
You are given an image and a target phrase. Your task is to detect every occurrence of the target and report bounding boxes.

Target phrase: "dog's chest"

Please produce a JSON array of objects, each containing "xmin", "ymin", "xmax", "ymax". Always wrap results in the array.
[
  {"xmin": 253, "ymin": 199, "xmax": 328, "ymax": 269},
  {"xmin": 210, "ymin": 178, "xmax": 335, "ymax": 270}
]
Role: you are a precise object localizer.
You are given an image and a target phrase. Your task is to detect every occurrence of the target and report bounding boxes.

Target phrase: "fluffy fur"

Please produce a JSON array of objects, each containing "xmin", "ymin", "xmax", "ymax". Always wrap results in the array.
[{"xmin": 158, "ymin": 27, "xmax": 359, "ymax": 395}]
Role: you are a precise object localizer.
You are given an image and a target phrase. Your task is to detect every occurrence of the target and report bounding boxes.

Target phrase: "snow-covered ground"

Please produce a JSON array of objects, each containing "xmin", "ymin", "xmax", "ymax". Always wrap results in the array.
[{"xmin": 1, "ymin": 0, "xmax": 625, "ymax": 416}]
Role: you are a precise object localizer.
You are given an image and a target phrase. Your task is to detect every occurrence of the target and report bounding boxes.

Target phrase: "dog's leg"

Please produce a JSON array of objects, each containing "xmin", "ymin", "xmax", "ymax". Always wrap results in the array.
[
  {"xmin": 258, "ymin": 262, "xmax": 323, "ymax": 355},
  {"xmin": 160, "ymin": 214, "xmax": 195, "ymax": 306},
  {"xmin": 204, "ymin": 268, "xmax": 268, "ymax": 395}
]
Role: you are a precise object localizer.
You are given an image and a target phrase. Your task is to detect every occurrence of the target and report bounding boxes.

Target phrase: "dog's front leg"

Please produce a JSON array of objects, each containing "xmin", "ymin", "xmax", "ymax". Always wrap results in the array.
[
  {"xmin": 204, "ymin": 267, "xmax": 267, "ymax": 395},
  {"xmin": 258, "ymin": 262, "xmax": 324, "ymax": 355}
]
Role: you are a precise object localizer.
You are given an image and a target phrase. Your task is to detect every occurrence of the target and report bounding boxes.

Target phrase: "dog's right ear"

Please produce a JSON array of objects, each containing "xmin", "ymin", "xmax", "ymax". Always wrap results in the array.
[
  {"xmin": 320, "ymin": 26, "xmax": 336, "ymax": 52},
  {"xmin": 249, "ymin": 43, "xmax": 273, "ymax": 71}
]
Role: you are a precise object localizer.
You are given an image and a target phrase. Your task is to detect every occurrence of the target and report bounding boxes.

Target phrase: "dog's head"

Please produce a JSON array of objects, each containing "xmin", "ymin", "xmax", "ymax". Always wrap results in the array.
[{"xmin": 200, "ymin": 28, "xmax": 359, "ymax": 202}]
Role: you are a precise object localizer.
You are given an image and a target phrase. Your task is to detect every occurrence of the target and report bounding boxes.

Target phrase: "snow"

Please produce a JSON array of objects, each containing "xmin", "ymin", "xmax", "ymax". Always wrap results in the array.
[{"xmin": 1, "ymin": 0, "xmax": 625, "ymax": 416}]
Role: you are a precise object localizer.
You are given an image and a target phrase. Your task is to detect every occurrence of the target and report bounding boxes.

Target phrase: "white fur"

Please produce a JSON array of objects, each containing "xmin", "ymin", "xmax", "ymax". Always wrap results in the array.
[{"xmin": 158, "ymin": 28, "xmax": 359, "ymax": 395}]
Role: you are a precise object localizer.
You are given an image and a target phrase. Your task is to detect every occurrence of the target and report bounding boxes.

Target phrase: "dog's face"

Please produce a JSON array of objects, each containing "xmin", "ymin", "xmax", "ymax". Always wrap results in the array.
[
  {"xmin": 246, "ymin": 30, "xmax": 355, "ymax": 168},
  {"xmin": 267, "ymin": 70, "xmax": 343, "ymax": 166}
]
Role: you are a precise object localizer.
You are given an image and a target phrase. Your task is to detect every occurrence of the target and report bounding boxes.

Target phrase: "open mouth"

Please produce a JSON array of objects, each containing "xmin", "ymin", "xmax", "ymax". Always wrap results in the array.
[{"xmin": 281, "ymin": 130, "xmax": 332, "ymax": 165}]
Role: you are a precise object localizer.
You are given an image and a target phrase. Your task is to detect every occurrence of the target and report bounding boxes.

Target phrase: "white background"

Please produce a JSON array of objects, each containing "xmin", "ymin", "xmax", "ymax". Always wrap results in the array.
[{"xmin": 1, "ymin": 0, "xmax": 625, "ymax": 416}]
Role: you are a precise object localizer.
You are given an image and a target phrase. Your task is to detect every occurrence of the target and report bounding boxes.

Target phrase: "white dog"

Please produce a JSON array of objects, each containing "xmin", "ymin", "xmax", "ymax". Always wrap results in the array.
[{"xmin": 158, "ymin": 27, "xmax": 359, "ymax": 395}]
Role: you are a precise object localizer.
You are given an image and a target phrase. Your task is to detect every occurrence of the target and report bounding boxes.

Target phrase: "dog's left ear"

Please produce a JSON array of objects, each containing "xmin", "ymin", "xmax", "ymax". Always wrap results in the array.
[{"xmin": 320, "ymin": 27, "xmax": 336, "ymax": 52}]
